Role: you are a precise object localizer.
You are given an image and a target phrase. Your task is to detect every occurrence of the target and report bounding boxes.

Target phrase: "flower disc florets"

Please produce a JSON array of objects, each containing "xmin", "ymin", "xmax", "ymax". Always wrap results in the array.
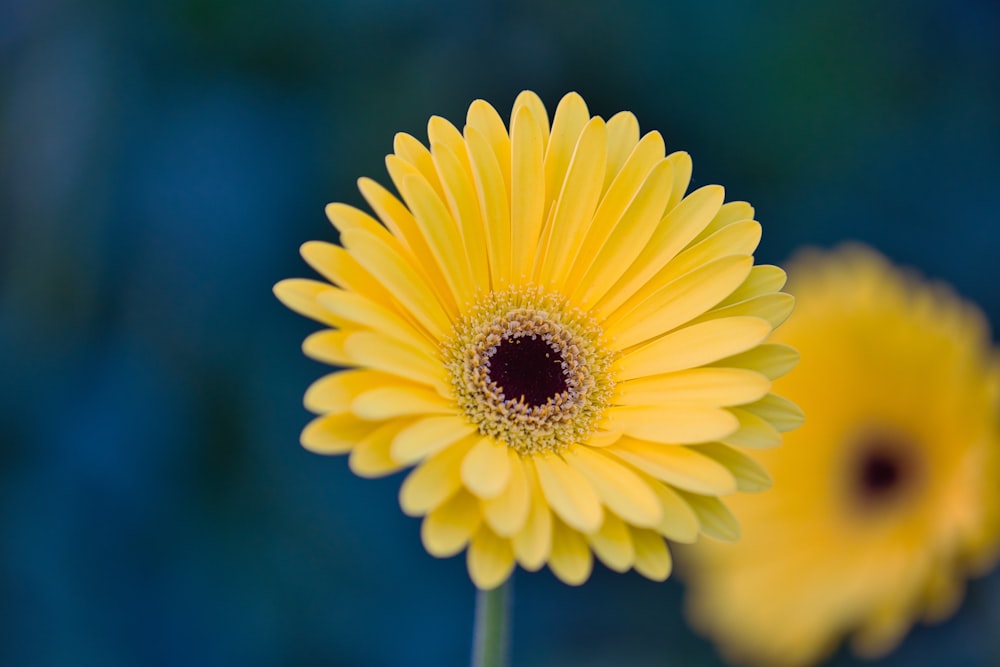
[{"xmin": 444, "ymin": 286, "xmax": 616, "ymax": 455}]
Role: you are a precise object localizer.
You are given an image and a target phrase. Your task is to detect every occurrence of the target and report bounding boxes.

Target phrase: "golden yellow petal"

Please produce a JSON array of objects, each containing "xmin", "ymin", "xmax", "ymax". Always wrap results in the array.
[
  {"xmin": 355, "ymin": 177, "xmax": 458, "ymax": 318},
  {"xmin": 663, "ymin": 150, "xmax": 693, "ymax": 212},
  {"xmin": 537, "ymin": 116, "xmax": 607, "ymax": 288},
  {"xmin": 324, "ymin": 201, "xmax": 389, "ymax": 238},
  {"xmin": 393, "ymin": 131, "xmax": 445, "ymax": 201},
  {"xmin": 467, "ymin": 525, "xmax": 516, "ymax": 590},
  {"xmin": 659, "ymin": 221, "xmax": 763, "ymax": 286},
  {"xmin": 710, "ymin": 342, "xmax": 800, "ymax": 381},
  {"xmin": 420, "ymin": 489, "xmax": 482, "ymax": 557},
  {"xmin": 343, "ymin": 332, "xmax": 446, "ymax": 390},
  {"xmin": 391, "ymin": 415, "xmax": 479, "ymax": 465},
  {"xmin": 509, "ymin": 104, "xmax": 546, "ymax": 281},
  {"xmin": 544, "ymin": 92, "xmax": 590, "ymax": 211},
  {"xmin": 615, "ymin": 368, "xmax": 771, "ymax": 408},
  {"xmin": 721, "ymin": 407, "xmax": 783, "ymax": 448},
  {"xmin": 694, "ymin": 292, "xmax": 796, "ymax": 330},
  {"xmin": 607, "ymin": 439, "xmax": 738, "ymax": 495},
  {"xmin": 427, "ymin": 115, "xmax": 469, "ymax": 168},
  {"xmin": 562, "ymin": 446, "xmax": 662, "ymax": 527},
  {"xmin": 675, "ymin": 490, "xmax": 740, "ymax": 541},
  {"xmin": 272, "ymin": 279, "xmax": 346, "ymax": 328},
  {"xmin": 694, "ymin": 442, "xmax": 773, "ymax": 492},
  {"xmin": 461, "ymin": 436, "xmax": 513, "ymax": 499},
  {"xmin": 466, "ymin": 99, "xmax": 512, "ymax": 196},
  {"xmin": 646, "ymin": 477, "xmax": 700, "ymax": 543},
  {"xmin": 688, "ymin": 200, "xmax": 756, "ymax": 246},
  {"xmin": 510, "ymin": 90, "xmax": 550, "ymax": 147},
  {"xmin": 571, "ymin": 157, "xmax": 675, "ymax": 307},
  {"xmin": 740, "ymin": 393, "xmax": 805, "ymax": 432},
  {"xmin": 583, "ymin": 430, "xmax": 624, "ymax": 448},
  {"xmin": 429, "ymin": 140, "xmax": 491, "ymax": 290},
  {"xmin": 300, "ymin": 412, "xmax": 378, "ymax": 455},
  {"xmin": 466, "ymin": 127, "xmax": 512, "ymax": 286},
  {"xmin": 351, "ymin": 385, "xmax": 455, "ymax": 420},
  {"xmin": 603, "ymin": 405, "xmax": 739, "ymax": 445},
  {"xmin": 316, "ymin": 287, "xmax": 437, "ymax": 355},
  {"xmin": 594, "ymin": 184, "xmax": 724, "ymax": 318},
  {"xmin": 301, "ymin": 329, "xmax": 355, "ymax": 365},
  {"xmin": 548, "ymin": 517, "xmax": 593, "ymax": 586},
  {"xmin": 339, "ymin": 227, "xmax": 452, "ymax": 339},
  {"xmin": 398, "ymin": 436, "xmax": 477, "ymax": 516},
  {"xmin": 299, "ymin": 241, "xmax": 395, "ymax": 307},
  {"xmin": 630, "ymin": 527, "xmax": 672, "ymax": 581},
  {"xmin": 605, "ymin": 255, "xmax": 754, "ymax": 349},
  {"xmin": 482, "ymin": 452, "xmax": 531, "ymax": 537},
  {"xmin": 617, "ymin": 316, "xmax": 773, "ymax": 380},
  {"xmin": 512, "ymin": 464, "xmax": 553, "ymax": 570},
  {"xmin": 532, "ymin": 455, "xmax": 604, "ymax": 533},
  {"xmin": 587, "ymin": 512, "xmax": 635, "ymax": 573},
  {"xmin": 395, "ymin": 171, "xmax": 476, "ymax": 307},
  {"xmin": 349, "ymin": 420, "xmax": 412, "ymax": 478},
  {"xmin": 722, "ymin": 263, "xmax": 788, "ymax": 304},
  {"xmin": 604, "ymin": 111, "xmax": 642, "ymax": 190},
  {"xmin": 304, "ymin": 369, "xmax": 399, "ymax": 414}
]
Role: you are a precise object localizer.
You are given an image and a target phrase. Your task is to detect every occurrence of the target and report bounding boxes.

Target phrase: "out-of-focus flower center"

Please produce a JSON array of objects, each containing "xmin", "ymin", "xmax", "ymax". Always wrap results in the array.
[
  {"xmin": 845, "ymin": 428, "xmax": 923, "ymax": 512},
  {"xmin": 444, "ymin": 286, "xmax": 615, "ymax": 455}
]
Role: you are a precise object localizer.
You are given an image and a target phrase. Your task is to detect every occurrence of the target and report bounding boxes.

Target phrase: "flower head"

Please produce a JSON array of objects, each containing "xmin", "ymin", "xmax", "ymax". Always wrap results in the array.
[
  {"xmin": 680, "ymin": 244, "xmax": 1000, "ymax": 666},
  {"xmin": 274, "ymin": 92, "xmax": 799, "ymax": 589}
]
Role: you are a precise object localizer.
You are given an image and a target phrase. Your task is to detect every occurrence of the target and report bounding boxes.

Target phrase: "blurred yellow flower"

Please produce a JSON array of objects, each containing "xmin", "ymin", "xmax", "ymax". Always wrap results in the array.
[
  {"xmin": 680, "ymin": 245, "xmax": 1000, "ymax": 666},
  {"xmin": 274, "ymin": 91, "xmax": 799, "ymax": 589}
]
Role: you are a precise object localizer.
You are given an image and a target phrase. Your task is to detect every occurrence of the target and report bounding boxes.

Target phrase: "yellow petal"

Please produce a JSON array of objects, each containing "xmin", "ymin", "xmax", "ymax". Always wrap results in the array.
[
  {"xmin": 467, "ymin": 525, "xmax": 516, "ymax": 590},
  {"xmin": 660, "ymin": 220, "xmax": 762, "ymax": 286},
  {"xmin": 615, "ymin": 368, "xmax": 771, "ymax": 408},
  {"xmin": 675, "ymin": 490, "xmax": 740, "ymax": 541},
  {"xmin": 663, "ymin": 150, "xmax": 693, "ymax": 212},
  {"xmin": 604, "ymin": 111, "xmax": 641, "ymax": 189},
  {"xmin": 694, "ymin": 442, "xmax": 773, "ymax": 492},
  {"xmin": 324, "ymin": 201, "xmax": 390, "ymax": 238},
  {"xmin": 391, "ymin": 415, "xmax": 479, "ymax": 465},
  {"xmin": 466, "ymin": 126, "xmax": 512, "ymax": 287},
  {"xmin": 605, "ymin": 255, "xmax": 754, "ymax": 349},
  {"xmin": 466, "ymin": 99, "xmax": 512, "ymax": 195},
  {"xmin": 594, "ymin": 184, "xmax": 724, "ymax": 318},
  {"xmin": 646, "ymin": 477, "xmax": 700, "ymax": 543},
  {"xmin": 299, "ymin": 241, "xmax": 395, "ymax": 307},
  {"xmin": 741, "ymin": 393, "xmax": 805, "ymax": 432},
  {"xmin": 355, "ymin": 177, "xmax": 458, "ymax": 318},
  {"xmin": 316, "ymin": 287, "xmax": 437, "ymax": 355},
  {"xmin": 562, "ymin": 446, "xmax": 662, "ymax": 527},
  {"xmin": 571, "ymin": 157, "xmax": 675, "ymax": 307},
  {"xmin": 532, "ymin": 455, "xmax": 604, "ymax": 533},
  {"xmin": 273, "ymin": 279, "xmax": 346, "ymax": 328},
  {"xmin": 343, "ymin": 331, "xmax": 446, "ymax": 390},
  {"xmin": 461, "ymin": 436, "xmax": 512, "ymax": 499},
  {"xmin": 722, "ymin": 264, "xmax": 788, "ymax": 304},
  {"xmin": 537, "ymin": 116, "xmax": 607, "ymax": 288},
  {"xmin": 430, "ymin": 140, "xmax": 490, "ymax": 290},
  {"xmin": 606, "ymin": 439, "xmax": 738, "ymax": 495},
  {"xmin": 393, "ymin": 131, "xmax": 444, "ymax": 201},
  {"xmin": 509, "ymin": 104, "xmax": 546, "ymax": 281},
  {"xmin": 710, "ymin": 343, "xmax": 800, "ymax": 381},
  {"xmin": 482, "ymin": 452, "xmax": 531, "ymax": 536},
  {"xmin": 543, "ymin": 92, "xmax": 590, "ymax": 213},
  {"xmin": 420, "ymin": 489, "xmax": 482, "ymax": 557},
  {"xmin": 583, "ymin": 430, "xmax": 624, "ymax": 448},
  {"xmin": 339, "ymin": 227, "xmax": 452, "ymax": 339},
  {"xmin": 304, "ymin": 369, "xmax": 399, "ymax": 414},
  {"xmin": 602, "ymin": 406, "xmax": 739, "ymax": 445},
  {"xmin": 587, "ymin": 512, "xmax": 635, "ymax": 573},
  {"xmin": 511, "ymin": 90, "xmax": 550, "ymax": 147},
  {"xmin": 512, "ymin": 464, "xmax": 553, "ymax": 570},
  {"xmin": 399, "ymin": 436, "xmax": 477, "ymax": 516},
  {"xmin": 351, "ymin": 385, "xmax": 455, "ymax": 420},
  {"xmin": 396, "ymin": 172, "xmax": 476, "ymax": 307},
  {"xmin": 689, "ymin": 200, "xmax": 755, "ymax": 246},
  {"xmin": 630, "ymin": 527, "xmax": 672, "ymax": 581},
  {"xmin": 721, "ymin": 407, "xmax": 783, "ymax": 448},
  {"xmin": 302, "ymin": 329, "xmax": 355, "ymax": 365},
  {"xmin": 617, "ymin": 316, "xmax": 772, "ymax": 380},
  {"xmin": 548, "ymin": 517, "xmax": 593, "ymax": 586},
  {"xmin": 300, "ymin": 412, "xmax": 378, "ymax": 455},
  {"xmin": 694, "ymin": 292, "xmax": 795, "ymax": 329},
  {"xmin": 349, "ymin": 420, "xmax": 412, "ymax": 478}
]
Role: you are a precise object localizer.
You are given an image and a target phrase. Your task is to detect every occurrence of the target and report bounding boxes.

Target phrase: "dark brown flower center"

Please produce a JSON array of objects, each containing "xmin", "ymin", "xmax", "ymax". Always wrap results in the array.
[
  {"xmin": 487, "ymin": 335, "xmax": 568, "ymax": 407},
  {"xmin": 848, "ymin": 429, "xmax": 921, "ymax": 511}
]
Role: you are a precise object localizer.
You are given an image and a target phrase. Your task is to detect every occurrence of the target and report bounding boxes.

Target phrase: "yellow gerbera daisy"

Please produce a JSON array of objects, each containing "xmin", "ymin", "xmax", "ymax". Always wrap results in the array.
[
  {"xmin": 680, "ymin": 244, "xmax": 1000, "ymax": 666},
  {"xmin": 274, "ymin": 91, "xmax": 800, "ymax": 590}
]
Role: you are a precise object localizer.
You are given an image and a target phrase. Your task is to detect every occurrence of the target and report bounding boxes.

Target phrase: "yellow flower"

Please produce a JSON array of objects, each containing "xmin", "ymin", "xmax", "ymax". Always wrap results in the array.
[
  {"xmin": 680, "ymin": 244, "xmax": 1000, "ymax": 666},
  {"xmin": 274, "ymin": 91, "xmax": 799, "ymax": 589}
]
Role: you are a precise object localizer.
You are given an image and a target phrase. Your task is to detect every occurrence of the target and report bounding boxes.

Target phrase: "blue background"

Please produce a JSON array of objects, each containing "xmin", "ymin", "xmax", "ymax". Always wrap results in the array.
[{"xmin": 2, "ymin": 0, "xmax": 999, "ymax": 665}]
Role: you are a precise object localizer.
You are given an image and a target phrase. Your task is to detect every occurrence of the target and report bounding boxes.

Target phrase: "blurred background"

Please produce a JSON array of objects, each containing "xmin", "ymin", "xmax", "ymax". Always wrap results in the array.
[{"xmin": 2, "ymin": 0, "xmax": 999, "ymax": 665}]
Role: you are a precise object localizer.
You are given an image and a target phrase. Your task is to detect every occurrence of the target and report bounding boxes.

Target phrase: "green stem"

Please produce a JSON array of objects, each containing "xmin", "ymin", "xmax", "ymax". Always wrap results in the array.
[{"xmin": 471, "ymin": 579, "xmax": 511, "ymax": 667}]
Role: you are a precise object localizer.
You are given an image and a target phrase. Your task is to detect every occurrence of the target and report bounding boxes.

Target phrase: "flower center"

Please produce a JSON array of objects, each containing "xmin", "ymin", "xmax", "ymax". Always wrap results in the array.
[
  {"xmin": 487, "ymin": 335, "xmax": 568, "ymax": 407},
  {"xmin": 844, "ymin": 427, "xmax": 923, "ymax": 513},
  {"xmin": 443, "ymin": 286, "xmax": 615, "ymax": 455}
]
